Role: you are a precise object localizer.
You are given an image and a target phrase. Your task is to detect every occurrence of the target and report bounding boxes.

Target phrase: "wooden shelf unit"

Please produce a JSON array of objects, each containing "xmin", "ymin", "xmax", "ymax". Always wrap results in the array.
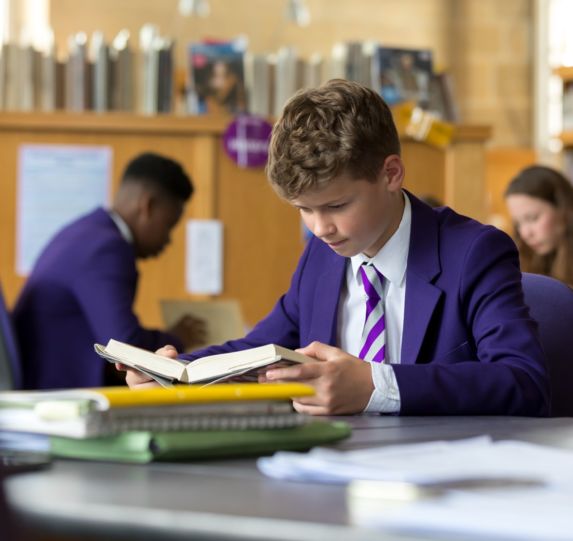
[{"xmin": 0, "ymin": 112, "xmax": 490, "ymax": 328}]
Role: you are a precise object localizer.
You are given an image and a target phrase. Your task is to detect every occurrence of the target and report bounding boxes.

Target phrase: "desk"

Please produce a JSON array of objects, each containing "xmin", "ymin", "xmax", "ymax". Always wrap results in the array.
[{"xmin": 5, "ymin": 416, "xmax": 573, "ymax": 541}]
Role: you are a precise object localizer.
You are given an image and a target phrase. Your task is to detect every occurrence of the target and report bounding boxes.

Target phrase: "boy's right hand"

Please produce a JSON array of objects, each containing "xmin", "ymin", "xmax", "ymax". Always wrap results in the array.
[
  {"xmin": 115, "ymin": 345, "xmax": 179, "ymax": 389},
  {"xmin": 168, "ymin": 314, "xmax": 207, "ymax": 350}
]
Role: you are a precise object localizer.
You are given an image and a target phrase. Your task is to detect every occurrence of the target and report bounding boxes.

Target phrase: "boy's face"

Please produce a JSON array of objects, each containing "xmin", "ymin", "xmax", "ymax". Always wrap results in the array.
[
  {"xmin": 291, "ymin": 156, "xmax": 405, "ymax": 258},
  {"xmin": 133, "ymin": 196, "xmax": 184, "ymax": 259}
]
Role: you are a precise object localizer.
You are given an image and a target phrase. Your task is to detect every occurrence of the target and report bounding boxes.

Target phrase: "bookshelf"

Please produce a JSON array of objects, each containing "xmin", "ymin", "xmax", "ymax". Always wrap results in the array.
[
  {"xmin": 553, "ymin": 67, "xmax": 573, "ymax": 177},
  {"xmin": 555, "ymin": 67, "xmax": 573, "ymax": 144},
  {"xmin": 0, "ymin": 113, "xmax": 490, "ymax": 328}
]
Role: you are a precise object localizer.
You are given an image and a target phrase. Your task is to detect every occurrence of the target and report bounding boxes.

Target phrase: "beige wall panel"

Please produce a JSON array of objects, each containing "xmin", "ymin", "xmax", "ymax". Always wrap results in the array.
[
  {"xmin": 217, "ymin": 148, "xmax": 303, "ymax": 327},
  {"xmin": 485, "ymin": 147, "xmax": 537, "ymax": 233},
  {"xmin": 402, "ymin": 142, "xmax": 447, "ymax": 204}
]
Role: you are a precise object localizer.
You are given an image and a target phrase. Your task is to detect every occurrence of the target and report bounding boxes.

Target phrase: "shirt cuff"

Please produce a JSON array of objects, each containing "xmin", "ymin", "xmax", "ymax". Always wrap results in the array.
[{"xmin": 363, "ymin": 362, "xmax": 401, "ymax": 413}]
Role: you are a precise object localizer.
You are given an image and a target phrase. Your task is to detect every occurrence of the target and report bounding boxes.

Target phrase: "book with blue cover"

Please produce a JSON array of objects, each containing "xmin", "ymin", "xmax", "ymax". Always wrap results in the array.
[
  {"xmin": 188, "ymin": 40, "xmax": 247, "ymax": 114},
  {"xmin": 376, "ymin": 46, "xmax": 433, "ymax": 108}
]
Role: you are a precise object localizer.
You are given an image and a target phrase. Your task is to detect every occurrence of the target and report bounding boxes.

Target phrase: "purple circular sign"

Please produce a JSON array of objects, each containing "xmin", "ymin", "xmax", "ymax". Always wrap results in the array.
[{"xmin": 223, "ymin": 115, "xmax": 273, "ymax": 168}]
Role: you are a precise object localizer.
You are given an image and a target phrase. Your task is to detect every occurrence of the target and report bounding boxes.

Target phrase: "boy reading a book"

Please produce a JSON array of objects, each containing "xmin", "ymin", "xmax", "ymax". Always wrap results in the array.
[{"xmin": 120, "ymin": 79, "xmax": 549, "ymax": 417}]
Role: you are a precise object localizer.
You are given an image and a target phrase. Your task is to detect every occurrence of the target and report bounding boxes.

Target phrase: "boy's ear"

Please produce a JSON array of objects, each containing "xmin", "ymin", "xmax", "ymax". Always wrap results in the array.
[
  {"xmin": 381, "ymin": 154, "xmax": 405, "ymax": 192},
  {"xmin": 136, "ymin": 190, "xmax": 155, "ymax": 222}
]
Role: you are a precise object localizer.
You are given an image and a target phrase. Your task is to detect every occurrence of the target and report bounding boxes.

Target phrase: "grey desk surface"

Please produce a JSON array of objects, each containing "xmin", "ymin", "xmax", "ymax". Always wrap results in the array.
[{"xmin": 5, "ymin": 416, "xmax": 573, "ymax": 541}]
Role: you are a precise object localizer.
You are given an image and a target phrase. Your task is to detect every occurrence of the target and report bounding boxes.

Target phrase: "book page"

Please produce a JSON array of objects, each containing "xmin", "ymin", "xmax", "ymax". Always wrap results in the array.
[
  {"xmin": 184, "ymin": 344, "xmax": 313, "ymax": 384},
  {"xmin": 96, "ymin": 340, "xmax": 187, "ymax": 382}
]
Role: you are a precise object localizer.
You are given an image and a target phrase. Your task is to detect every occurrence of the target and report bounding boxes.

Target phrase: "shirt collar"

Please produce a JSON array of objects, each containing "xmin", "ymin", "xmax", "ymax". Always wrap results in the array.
[
  {"xmin": 350, "ymin": 191, "xmax": 411, "ymax": 287},
  {"xmin": 108, "ymin": 210, "xmax": 134, "ymax": 244}
]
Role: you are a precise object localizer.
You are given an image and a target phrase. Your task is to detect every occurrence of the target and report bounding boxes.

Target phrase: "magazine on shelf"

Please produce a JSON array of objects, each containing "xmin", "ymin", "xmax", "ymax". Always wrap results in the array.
[
  {"xmin": 188, "ymin": 39, "xmax": 247, "ymax": 114},
  {"xmin": 376, "ymin": 46, "xmax": 434, "ymax": 108}
]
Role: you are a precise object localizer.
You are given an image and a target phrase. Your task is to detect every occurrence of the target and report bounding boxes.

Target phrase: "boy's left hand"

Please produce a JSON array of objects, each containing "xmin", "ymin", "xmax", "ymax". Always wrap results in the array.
[{"xmin": 263, "ymin": 341, "xmax": 374, "ymax": 415}]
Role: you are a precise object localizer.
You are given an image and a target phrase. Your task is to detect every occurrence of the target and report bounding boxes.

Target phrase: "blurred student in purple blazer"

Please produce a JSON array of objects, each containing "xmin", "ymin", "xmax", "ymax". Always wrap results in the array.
[{"xmin": 14, "ymin": 152, "xmax": 205, "ymax": 389}]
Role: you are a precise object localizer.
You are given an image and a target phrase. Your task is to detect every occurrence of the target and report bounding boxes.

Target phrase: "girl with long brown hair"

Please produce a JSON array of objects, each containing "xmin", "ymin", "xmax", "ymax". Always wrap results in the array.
[{"xmin": 505, "ymin": 165, "xmax": 573, "ymax": 285}]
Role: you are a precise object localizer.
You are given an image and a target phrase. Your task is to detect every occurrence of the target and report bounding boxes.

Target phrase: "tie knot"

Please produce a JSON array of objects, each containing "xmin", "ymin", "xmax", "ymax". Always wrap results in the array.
[{"xmin": 359, "ymin": 263, "xmax": 384, "ymax": 301}]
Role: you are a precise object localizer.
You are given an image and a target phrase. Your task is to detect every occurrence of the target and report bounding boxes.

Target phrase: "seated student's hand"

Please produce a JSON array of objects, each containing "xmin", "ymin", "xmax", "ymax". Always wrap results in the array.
[
  {"xmin": 263, "ymin": 341, "xmax": 374, "ymax": 415},
  {"xmin": 168, "ymin": 314, "xmax": 208, "ymax": 350},
  {"xmin": 115, "ymin": 345, "xmax": 179, "ymax": 389}
]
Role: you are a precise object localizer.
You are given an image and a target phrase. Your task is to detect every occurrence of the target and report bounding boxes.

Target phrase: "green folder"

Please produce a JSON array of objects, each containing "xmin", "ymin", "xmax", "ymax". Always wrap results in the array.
[{"xmin": 49, "ymin": 421, "xmax": 351, "ymax": 463}]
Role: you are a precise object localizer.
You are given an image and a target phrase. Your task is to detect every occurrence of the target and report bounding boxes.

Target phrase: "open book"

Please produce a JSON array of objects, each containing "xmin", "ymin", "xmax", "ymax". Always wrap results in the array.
[{"xmin": 95, "ymin": 339, "xmax": 313, "ymax": 387}]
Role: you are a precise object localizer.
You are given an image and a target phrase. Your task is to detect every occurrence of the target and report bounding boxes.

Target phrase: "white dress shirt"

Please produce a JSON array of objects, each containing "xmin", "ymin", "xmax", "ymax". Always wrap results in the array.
[
  {"xmin": 337, "ymin": 192, "xmax": 411, "ymax": 413},
  {"xmin": 108, "ymin": 210, "xmax": 134, "ymax": 245}
]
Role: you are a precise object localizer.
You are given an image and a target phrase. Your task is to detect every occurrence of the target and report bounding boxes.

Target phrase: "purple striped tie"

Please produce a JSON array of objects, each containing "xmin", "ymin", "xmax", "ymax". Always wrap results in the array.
[{"xmin": 358, "ymin": 263, "xmax": 386, "ymax": 363}]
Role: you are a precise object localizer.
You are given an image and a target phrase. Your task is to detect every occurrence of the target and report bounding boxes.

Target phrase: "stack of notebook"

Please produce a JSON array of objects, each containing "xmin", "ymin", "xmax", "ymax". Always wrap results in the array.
[{"xmin": 0, "ymin": 384, "xmax": 351, "ymax": 463}]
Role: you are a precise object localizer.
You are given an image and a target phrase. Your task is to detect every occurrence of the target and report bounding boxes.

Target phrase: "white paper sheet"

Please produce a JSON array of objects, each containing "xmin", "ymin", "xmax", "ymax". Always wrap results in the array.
[
  {"xmin": 16, "ymin": 144, "xmax": 112, "ymax": 275},
  {"xmin": 185, "ymin": 219, "xmax": 223, "ymax": 295},
  {"xmin": 258, "ymin": 437, "xmax": 573, "ymax": 540}
]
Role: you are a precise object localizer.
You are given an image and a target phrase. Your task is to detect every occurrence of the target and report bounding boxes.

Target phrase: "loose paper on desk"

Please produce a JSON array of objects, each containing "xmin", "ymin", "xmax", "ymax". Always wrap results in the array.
[
  {"xmin": 16, "ymin": 144, "xmax": 112, "ymax": 275},
  {"xmin": 186, "ymin": 219, "xmax": 223, "ymax": 295},
  {"xmin": 258, "ymin": 436, "xmax": 573, "ymax": 541},
  {"xmin": 258, "ymin": 436, "xmax": 573, "ymax": 484}
]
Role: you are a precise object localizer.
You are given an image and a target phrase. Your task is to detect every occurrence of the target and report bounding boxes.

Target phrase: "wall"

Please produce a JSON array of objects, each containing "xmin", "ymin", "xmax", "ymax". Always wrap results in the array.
[
  {"xmin": 49, "ymin": 0, "xmax": 534, "ymax": 147},
  {"xmin": 449, "ymin": 0, "xmax": 533, "ymax": 147}
]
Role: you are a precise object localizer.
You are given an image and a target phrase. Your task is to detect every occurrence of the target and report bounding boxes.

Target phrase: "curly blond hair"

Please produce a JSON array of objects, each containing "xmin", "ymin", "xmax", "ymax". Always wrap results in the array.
[{"xmin": 266, "ymin": 79, "xmax": 401, "ymax": 200}]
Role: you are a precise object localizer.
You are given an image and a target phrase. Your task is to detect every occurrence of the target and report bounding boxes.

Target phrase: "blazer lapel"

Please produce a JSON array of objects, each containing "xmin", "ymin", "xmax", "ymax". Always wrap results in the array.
[
  {"xmin": 309, "ymin": 255, "xmax": 347, "ymax": 345},
  {"xmin": 401, "ymin": 193, "xmax": 443, "ymax": 364}
]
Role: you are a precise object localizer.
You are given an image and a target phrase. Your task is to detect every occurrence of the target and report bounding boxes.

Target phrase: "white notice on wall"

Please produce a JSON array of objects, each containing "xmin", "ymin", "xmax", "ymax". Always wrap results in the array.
[
  {"xmin": 16, "ymin": 144, "xmax": 112, "ymax": 275},
  {"xmin": 186, "ymin": 219, "xmax": 223, "ymax": 295}
]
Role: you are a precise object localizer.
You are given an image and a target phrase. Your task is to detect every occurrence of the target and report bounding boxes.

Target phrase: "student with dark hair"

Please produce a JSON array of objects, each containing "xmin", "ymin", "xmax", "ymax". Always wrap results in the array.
[
  {"xmin": 14, "ymin": 152, "xmax": 204, "ymax": 389},
  {"xmin": 505, "ymin": 165, "xmax": 573, "ymax": 286},
  {"xmin": 121, "ymin": 80, "xmax": 548, "ymax": 417}
]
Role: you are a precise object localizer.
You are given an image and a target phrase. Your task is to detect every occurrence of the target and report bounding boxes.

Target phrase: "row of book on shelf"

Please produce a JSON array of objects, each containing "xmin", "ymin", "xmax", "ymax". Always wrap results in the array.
[{"xmin": 0, "ymin": 25, "xmax": 458, "ymax": 122}]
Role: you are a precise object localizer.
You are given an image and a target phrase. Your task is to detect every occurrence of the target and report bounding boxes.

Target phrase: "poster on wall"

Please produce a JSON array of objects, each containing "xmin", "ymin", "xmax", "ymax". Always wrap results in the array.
[
  {"xmin": 16, "ymin": 144, "xmax": 112, "ymax": 275},
  {"xmin": 185, "ymin": 219, "xmax": 223, "ymax": 295}
]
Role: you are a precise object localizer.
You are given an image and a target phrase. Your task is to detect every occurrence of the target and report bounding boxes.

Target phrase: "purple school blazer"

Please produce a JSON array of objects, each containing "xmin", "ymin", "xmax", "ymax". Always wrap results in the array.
[
  {"xmin": 13, "ymin": 208, "xmax": 182, "ymax": 389},
  {"xmin": 182, "ymin": 193, "xmax": 549, "ymax": 416}
]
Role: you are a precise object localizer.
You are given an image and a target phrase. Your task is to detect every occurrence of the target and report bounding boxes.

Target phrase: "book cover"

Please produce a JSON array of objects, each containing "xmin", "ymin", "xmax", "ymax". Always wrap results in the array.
[
  {"xmin": 65, "ymin": 33, "xmax": 88, "ymax": 112},
  {"xmin": 188, "ymin": 40, "xmax": 247, "ymax": 115},
  {"xmin": 156, "ymin": 40, "xmax": 174, "ymax": 113},
  {"xmin": 563, "ymin": 80, "xmax": 573, "ymax": 131},
  {"xmin": 110, "ymin": 29, "xmax": 134, "ymax": 112},
  {"xmin": 50, "ymin": 420, "xmax": 352, "ymax": 463},
  {"xmin": 244, "ymin": 52, "xmax": 273, "ymax": 117},
  {"xmin": 376, "ymin": 46, "xmax": 433, "ymax": 108},
  {"xmin": 272, "ymin": 46, "xmax": 303, "ymax": 117},
  {"xmin": 427, "ymin": 72, "xmax": 459, "ymax": 123},
  {"xmin": 90, "ymin": 31, "xmax": 110, "ymax": 112},
  {"xmin": 40, "ymin": 49, "xmax": 57, "ymax": 112}
]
